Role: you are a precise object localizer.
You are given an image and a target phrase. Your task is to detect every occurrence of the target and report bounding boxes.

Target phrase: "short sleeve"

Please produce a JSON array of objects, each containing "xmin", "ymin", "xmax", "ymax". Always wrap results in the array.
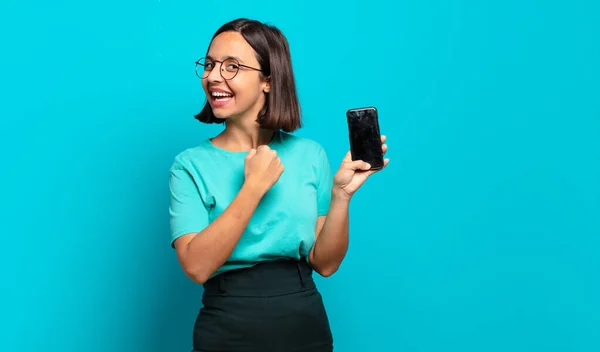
[
  {"xmin": 168, "ymin": 157, "xmax": 209, "ymax": 247},
  {"xmin": 316, "ymin": 147, "xmax": 334, "ymax": 216}
]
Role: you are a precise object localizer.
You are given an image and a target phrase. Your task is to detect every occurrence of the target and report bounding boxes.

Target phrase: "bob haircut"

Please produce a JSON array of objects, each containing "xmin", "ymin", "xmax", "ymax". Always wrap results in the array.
[{"xmin": 194, "ymin": 18, "xmax": 302, "ymax": 132}]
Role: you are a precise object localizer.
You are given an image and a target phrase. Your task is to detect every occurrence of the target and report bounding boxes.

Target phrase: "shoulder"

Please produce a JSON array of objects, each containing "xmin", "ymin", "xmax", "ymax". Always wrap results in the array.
[
  {"xmin": 278, "ymin": 131, "xmax": 327, "ymax": 156},
  {"xmin": 278, "ymin": 132, "xmax": 331, "ymax": 175},
  {"xmin": 169, "ymin": 140, "xmax": 213, "ymax": 172}
]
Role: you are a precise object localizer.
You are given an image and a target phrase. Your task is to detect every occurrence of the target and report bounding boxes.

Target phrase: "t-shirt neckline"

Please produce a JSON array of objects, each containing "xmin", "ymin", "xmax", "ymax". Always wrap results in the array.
[{"xmin": 206, "ymin": 130, "xmax": 281, "ymax": 155}]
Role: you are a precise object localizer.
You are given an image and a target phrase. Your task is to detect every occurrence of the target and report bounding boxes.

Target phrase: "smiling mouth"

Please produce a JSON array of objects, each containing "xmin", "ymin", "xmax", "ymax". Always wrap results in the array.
[{"xmin": 211, "ymin": 91, "xmax": 234, "ymax": 101}]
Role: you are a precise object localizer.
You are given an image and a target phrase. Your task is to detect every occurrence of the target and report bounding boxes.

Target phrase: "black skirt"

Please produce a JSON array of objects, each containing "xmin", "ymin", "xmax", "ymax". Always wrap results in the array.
[{"xmin": 192, "ymin": 259, "xmax": 334, "ymax": 352}]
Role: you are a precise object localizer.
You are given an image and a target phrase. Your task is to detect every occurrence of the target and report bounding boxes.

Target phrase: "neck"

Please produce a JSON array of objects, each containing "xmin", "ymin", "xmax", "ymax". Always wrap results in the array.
[
  {"xmin": 212, "ymin": 94, "xmax": 276, "ymax": 151},
  {"xmin": 225, "ymin": 121, "xmax": 275, "ymax": 148},
  {"xmin": 211, "ymin": 116, "xmax": 275, "ymax": 152}
]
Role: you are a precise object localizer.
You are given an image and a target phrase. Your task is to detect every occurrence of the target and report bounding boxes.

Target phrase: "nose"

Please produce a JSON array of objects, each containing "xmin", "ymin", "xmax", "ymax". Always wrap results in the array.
[{"xmin": 205, "ymin": 62, "xmax": 224, "ymax": 82}]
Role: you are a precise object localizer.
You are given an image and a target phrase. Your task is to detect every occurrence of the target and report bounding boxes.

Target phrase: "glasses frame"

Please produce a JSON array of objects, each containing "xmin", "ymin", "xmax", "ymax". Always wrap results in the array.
[{"xmin": 195, "ymin": 57, "xmax": 264, "ymax": 80}]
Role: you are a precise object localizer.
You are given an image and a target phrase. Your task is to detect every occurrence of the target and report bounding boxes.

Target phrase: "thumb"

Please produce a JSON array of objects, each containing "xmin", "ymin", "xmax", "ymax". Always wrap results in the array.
[
  {"xmin": 246, "ymin": 149, "xmax": 257, "ymax": 160},
  {"xmin": 347, "ymin": 160, "xmax": 371, "ymax": 171}
]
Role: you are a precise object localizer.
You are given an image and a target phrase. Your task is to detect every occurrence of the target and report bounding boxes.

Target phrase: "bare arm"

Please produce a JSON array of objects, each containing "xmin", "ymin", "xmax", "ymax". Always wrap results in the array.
[
  {"xmin": 309, "ymin": 135, "xmax": 389, "ymax": 277},
  {"xmin": 309, "ymin": 195, "xmax": 350, "ymax": 277},
  {"xmin": 173, "ymin": 182, "xmax": 264, "ymax": 284}
]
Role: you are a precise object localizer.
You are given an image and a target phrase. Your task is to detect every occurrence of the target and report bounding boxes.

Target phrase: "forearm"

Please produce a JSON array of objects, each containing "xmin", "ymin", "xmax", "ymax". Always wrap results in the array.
[
  {"xmin": 310, "ymin": 193, "xmax": 350, "ymax": 276},
  {"xmin": 180, "ymin": 182, "xmax": 264, "ymax": 283}
]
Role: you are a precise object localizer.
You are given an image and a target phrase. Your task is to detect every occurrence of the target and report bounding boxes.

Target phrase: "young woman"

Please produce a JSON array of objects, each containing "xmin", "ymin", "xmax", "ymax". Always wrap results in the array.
[{"xmin": 169, "ymin": 18, "xmax": 388, "ymax": 352}]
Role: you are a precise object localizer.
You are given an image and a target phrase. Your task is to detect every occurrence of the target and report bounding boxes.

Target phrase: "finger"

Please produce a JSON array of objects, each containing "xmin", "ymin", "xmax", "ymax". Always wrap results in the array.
[
  {"xmin": 382, "ymin": 143, "xmax": 388, "ymax": 155},
  {"xmin": 342, "ymin": 150, "xmax": 353, "ymax": 163},
  {"xmin": 246, "ymin": 149, "xmax": 257, "ymax": 159},
  {"xmin": 380, "ymin": 135, "xmax": 387, "ymax": 143},
  {"xmin": 257, "ymin": 145, "xmax": 271, "ymax": 153},
  {"xmin": 383, "ymin": 158, "xmax": 389, "ymax": 168},
  {"xmin": 365, "ymin": 158, "xmax": 390, "ymax": 176},
  {"xmin": 346, "ymin": 160, "xmax": 371, "ymax": 171},
  {"xmin": 375, "ymin": 158, "xmax": 390, "ymax": 171}
]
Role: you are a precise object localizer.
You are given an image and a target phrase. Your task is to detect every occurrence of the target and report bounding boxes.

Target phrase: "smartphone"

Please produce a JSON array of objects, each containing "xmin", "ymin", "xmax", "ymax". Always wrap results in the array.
[{"xmin": 346, "ymin": 106, "xmax": 384, "ymax": 170}]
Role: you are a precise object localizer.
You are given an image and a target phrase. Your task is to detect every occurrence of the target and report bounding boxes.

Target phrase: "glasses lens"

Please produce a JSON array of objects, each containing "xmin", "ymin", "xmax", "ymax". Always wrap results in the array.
[
  {"xmin": 195, "ymin": 58, "xmax": 211, "ymax": 79},
  {"xmin": 195, "ymin": 58, "xmax": 240, "ymax": 80},
  {"xmin": 221, "ymin": 59, "xmax": 240, "ymax": 80}
]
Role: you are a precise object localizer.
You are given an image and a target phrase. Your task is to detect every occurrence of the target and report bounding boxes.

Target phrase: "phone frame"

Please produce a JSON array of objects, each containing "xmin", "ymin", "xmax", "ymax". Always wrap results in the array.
[{"xmin": 346, "ymin": 106, "xmax": 384, "ymax": 171}]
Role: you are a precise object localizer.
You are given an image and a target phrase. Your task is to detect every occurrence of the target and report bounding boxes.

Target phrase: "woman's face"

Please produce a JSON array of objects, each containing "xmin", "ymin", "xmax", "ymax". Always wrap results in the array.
[{"xmin": 201, "ymin": 31, "xmax": 270, "ymax": 120}]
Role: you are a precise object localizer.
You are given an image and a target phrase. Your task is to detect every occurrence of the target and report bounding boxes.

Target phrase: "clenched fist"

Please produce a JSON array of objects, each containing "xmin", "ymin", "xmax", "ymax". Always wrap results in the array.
[{"xmin": 244, "ymin": 145, "xmax": 284, "ymax": 196}]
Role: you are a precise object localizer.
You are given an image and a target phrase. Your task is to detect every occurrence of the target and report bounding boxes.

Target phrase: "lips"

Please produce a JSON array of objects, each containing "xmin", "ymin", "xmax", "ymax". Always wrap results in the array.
[{"xmin": 208, "ymin": 87, "xmax": 234, "ymax": 108}]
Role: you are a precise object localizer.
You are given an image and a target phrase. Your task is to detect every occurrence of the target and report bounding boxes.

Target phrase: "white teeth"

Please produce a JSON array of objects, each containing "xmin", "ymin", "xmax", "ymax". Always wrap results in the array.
[{"xmin": 211, "ymin": 92, "xmax": 233, "ymax": 97}]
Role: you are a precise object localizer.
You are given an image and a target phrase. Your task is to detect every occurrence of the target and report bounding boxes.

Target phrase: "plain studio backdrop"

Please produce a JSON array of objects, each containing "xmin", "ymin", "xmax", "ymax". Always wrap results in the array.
[{"xmin": 1, "ymin": 0, "xmax": 598, "ymax": 351}]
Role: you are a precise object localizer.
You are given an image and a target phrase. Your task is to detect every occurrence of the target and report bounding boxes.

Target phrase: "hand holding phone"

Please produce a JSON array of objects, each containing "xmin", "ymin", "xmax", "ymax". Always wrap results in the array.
[
  {"xmin": 332, "ymin": 106, "xmax": 387, "ymax": 199},
  {"xmin": 346, "ymin": 107, "xmax": 384, "ymax": 170}
]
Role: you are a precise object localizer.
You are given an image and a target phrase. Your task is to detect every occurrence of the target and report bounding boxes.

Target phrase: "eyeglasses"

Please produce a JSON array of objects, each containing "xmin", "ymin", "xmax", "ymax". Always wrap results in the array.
[{"xmin": 195, "ymin": 57, "xmax": 264, "ymax": 80}]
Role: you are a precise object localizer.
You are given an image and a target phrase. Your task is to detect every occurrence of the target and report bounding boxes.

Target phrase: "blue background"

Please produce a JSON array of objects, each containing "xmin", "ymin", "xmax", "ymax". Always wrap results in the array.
[{"xmin": 1, "ymin": 0, "xmax": 599, "ymax": 351}]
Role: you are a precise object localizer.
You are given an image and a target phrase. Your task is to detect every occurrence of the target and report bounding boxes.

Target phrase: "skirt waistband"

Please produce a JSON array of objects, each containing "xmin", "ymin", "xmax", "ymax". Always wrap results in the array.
[{"xmin": 203, "ymin": 259, "xmax": 315, "ymax": 297}]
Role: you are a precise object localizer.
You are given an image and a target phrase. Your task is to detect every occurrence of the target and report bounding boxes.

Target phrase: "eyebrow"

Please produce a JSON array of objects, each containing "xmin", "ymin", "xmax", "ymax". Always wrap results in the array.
[{"xmin": 205, "ymin": 55, "xmax": 245, "ymax": 63}]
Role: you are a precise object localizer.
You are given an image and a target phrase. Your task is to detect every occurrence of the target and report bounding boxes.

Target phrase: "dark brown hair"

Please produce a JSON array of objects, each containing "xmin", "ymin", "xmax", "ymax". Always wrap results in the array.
[{"xmin": 194, "ymin": 18, "xmax": 302, "ymax": 132}]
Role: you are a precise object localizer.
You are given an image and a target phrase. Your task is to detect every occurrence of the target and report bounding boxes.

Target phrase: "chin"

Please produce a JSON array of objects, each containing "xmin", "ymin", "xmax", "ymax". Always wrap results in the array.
[{"xmin": 211, "ymin": 110, "xmax": 228, "ymax": 119}]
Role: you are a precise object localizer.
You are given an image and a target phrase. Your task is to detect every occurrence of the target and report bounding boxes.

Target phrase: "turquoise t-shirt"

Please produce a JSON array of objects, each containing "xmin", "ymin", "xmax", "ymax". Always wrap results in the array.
[{"xmin": 168, "ymin": 131, "xmax": 334, "ymax": 277}]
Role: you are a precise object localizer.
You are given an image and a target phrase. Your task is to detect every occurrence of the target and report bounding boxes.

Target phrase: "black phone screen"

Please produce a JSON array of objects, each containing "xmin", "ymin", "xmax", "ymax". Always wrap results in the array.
[{"xmin": 346, "ymin": 107, "xmax": 384, "ymax": 170}]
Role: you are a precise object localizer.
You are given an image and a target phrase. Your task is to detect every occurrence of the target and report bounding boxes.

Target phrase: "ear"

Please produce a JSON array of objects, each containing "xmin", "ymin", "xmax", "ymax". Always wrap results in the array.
[{"xmin": 263, "ymin": 76, "xmax": 271, "ymax": 93}]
